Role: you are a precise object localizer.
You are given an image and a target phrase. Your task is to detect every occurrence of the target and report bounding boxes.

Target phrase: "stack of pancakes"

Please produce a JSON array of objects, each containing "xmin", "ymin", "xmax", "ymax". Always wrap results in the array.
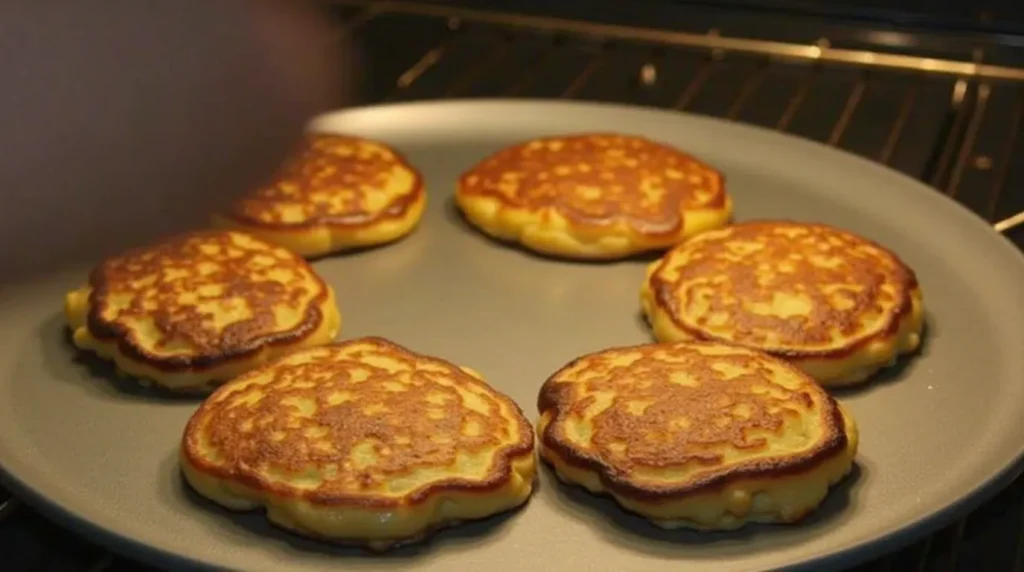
[{"xmin": 63, "ymin": 128, "xmax": 923, "ymax": 549}]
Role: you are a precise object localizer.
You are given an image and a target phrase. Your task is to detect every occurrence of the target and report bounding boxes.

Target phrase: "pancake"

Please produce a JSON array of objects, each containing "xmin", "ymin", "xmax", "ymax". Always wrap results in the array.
[
  {"xmin": 214, "ymin": 133, "xmax": 426, "ymax": 258},
  {"xmin": 537, "ymin": 341, "xmax": 858, "ymax": 530},
  {"xmin": 64, "ymin": 230, "xmax": 340, "ymax": 392},
  {"xmin": 180, "ymin": 337, "xmax": 537, "ymax": 550},
  {"xmin": 641, "ymin": 220, "xmax": 924, "ymax": 387},
  {"xmin": 455, "ymin": 133, "xmax": 732, "ymax": 260}
]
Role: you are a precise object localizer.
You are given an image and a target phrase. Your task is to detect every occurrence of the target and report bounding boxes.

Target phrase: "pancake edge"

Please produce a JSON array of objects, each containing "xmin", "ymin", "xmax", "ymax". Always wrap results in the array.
[{"xmin": 179, "ymin": 448, "xmax": 537, "ymax": 551}]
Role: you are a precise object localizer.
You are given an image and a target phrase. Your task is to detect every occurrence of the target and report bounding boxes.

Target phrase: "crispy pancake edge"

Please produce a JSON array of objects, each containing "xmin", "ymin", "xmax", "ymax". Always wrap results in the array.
[
  {"xmin": 181, "ymin": 336, "xmax": 537, "ymax": 509},
  {"xmin": 456, "ymin": 133, "xmax": 729, "ymax": 239},
  {"xmin": 536, "ymin": 341, "xmax": 849, "ymax": 502},
  {"xmin": 222, "ymin": 133, "xmax": 426, "ymax": 231},
  {"xmin": 83, "ymin": 230, "xmax": 336, "ymax": 374},
  {"xmin": 646, "ymin": 219, "xmax": 921, "ymax": 360}
]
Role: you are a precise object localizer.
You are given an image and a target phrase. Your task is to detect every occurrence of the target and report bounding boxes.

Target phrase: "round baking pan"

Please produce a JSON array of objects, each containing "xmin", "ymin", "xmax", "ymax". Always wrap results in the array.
[{"xmin": 1, "ymin": 100, "xmax": 1023, "ymax": 571}]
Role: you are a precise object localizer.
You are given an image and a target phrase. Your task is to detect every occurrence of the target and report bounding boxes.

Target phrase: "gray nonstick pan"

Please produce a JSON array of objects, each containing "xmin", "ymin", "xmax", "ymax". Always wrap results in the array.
[{"xmin": 1, "ymin": 99, "xmax": 1023, "ymax": 571}]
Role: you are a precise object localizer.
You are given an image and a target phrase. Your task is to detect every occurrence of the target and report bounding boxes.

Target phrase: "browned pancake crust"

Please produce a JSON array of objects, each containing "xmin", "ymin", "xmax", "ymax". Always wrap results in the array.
[
  {"xmin": 458, "ymin": 133, "xmax": 726, "ymax": 237},
  {"xmin": 649, "ymin": 220, "xmax": 918, "ymax": 359},
  {"xmin": 538, "ymin": 342, "xmax": 847, "ymax": 502},
  {"xmin": 223, "ymin": 133, "xmax": 424, "ymax": 229},
  {"xmin": 182, "ymin": 337, "xmax": 535, "ymax": 507},
  {"xmin": 86, "ymin": 230, "xmax": 331, "ymax": 372}
]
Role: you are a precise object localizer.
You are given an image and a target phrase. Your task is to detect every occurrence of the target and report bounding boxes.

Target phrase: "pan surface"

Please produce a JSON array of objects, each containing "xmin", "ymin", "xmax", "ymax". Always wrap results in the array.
[{"xmin": 1, "ymin": 100, "xmax": 1024, "ymax": 571}]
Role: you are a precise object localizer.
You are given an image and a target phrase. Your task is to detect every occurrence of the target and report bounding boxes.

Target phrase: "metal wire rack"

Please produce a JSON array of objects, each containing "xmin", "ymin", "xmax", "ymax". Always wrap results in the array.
[{"xmin": 3, "ymin": 1, "xmax": 1023, "ymax": 570}]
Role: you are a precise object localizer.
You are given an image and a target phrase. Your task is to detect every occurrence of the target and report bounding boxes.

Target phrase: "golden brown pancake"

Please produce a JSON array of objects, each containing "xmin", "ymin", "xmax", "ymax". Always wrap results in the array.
[
  {"xmin": 180, "ymin": 337, "xmax": 537, "ymax": 550},
  {"xmin": 537, "ymin": 341, "xmax": 858, "ymax": 530},
  {"xmin": 64, "ymin": 230, "xmax": 340, "ymax": 392},
  {"xmin": 214, "ymin": 133, "xmax": 426, "ymax": 258},
  {"xmin": 641, "ymin": 220, "xmax": 924, "ymax": 387},
  {"xmin": 455, "ymin": 133, "xmax": 733, "ymax": 259}
]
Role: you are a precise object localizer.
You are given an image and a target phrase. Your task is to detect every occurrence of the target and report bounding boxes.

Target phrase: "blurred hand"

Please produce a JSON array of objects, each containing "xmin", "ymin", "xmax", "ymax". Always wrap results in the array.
[{"xmin": 0, "ymin": 0, "xmax": 348, "ymax": 280}]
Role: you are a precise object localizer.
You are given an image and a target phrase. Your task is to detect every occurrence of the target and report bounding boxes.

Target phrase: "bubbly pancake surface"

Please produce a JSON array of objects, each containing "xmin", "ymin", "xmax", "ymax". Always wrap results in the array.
[
  {"xmin": 537, "ymin": 341, "xmax": 858, "ymax": 530},
  {"xmin": 641, "ymin": 220, "xmax": 924, "ymax": 386},
  {"xmin": 64, "ymin": 230, "xmax": 340, "ymax": 392},
  {"xmin": 456, "ymin": 133, "xmax": 732, "ymax": 259},
  {"xmin": 180, "ymin": 337, "xmax": 537, "ymax": 550},
  {"xmin": 216, "ymin": 133, "xmax": 426, "ymax": 257}
]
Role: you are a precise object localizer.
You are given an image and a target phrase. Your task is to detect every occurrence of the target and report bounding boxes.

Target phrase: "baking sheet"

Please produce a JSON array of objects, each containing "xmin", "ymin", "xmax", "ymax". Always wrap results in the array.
[{"xmin": 2, "ymin": 99, "xmax": 1024, "ymax": 571}]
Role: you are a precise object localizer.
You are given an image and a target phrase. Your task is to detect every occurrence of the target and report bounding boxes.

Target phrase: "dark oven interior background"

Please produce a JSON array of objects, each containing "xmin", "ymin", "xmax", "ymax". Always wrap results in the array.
[{"xmin": 3, "ymin": 1, "xmax": 1024, "ymax": 570}]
